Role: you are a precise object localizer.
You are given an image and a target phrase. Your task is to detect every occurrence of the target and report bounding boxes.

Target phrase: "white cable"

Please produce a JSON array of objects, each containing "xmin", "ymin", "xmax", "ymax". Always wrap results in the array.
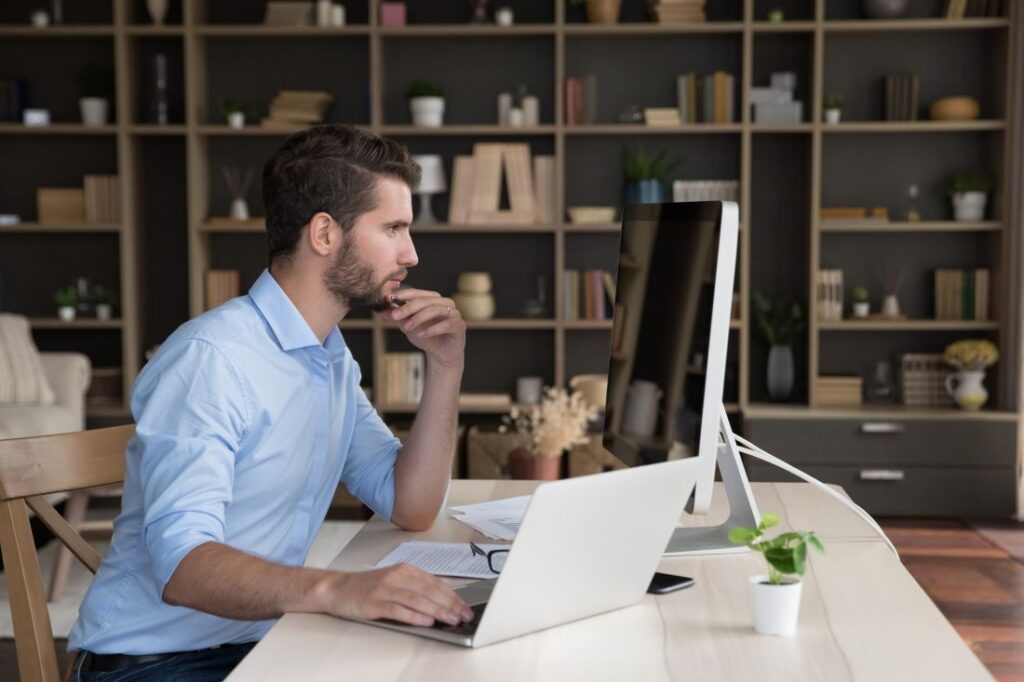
[{"xmin": 732, "ymin": 433, "xmax": 900, "ymax": 559}]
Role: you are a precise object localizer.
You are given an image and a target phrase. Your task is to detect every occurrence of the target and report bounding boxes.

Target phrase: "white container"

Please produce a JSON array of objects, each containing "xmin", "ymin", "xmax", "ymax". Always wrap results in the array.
[
  {"xmin": 824, "ymin": 108, "xmax": 841, "ymax": 124},
  {"xmin": 946, "ymin": 370, "xmax": 988, "ymax": 411},
  {"xmin": 331, "ymin": 3, "xmax": 346, "ymax": 26},
  {"xmin": 31, "ymin": 10, "xmax": 50, "ymax": 27},
  {"xmin": 227, "ymin": 111, "xmax": 245, "ymax": 129},
  {"xmin": 23, "ymin": 109, "xmax": 51, "ymax": 126},
  {"xmin": 146, "ymin": 0, "xmax": 168, "ymax": 25},
  {"xmin": 452, "ymin": 292, "xmax": 495, "ymax": 320},
  {"xmin": 516, "ymin": 376, "xmax": 543, "ymax": 404},
  {"xmin": 456, "ymin": 272, "xmax": 492, "ymax": 294},
  {"xmin": 57, "ymin": 306, "xmax": 75, "ymax": 322},
  {"xmin": 881, "ymin": 294, "xmax": 901, "ymax": 317},
  {"xmin": 620, "ymin": 380, "xmax": 662, "ymax": 437},
  {"xmin": 522, "ymin": 95, "xmax": 539, "ymax": 126},
  {"xmin": 410, "ymin": 96, "xmax": 445, "ymax": 127},
  {"xmin": 852, "ymin": 301, "xmax": 870, "ymax": 318},
  {"xmin": 508, "ymin": 107, "xmax": 524, "ymax": 127},
  {"xmin": 316, "ymin": 0, "xmax": 332, "ymax": 26},
  {"xmin": 750, "ymin": 575, "xmax": 803, "ymax": 636},
  {"xmin": 497, "ymin": 92, "xmax": 512, "ymax": 125},
  {"xmin": 96, "ymin": 303, "xmax": 113, "ymax": 320},
  {"xmin": 80, "ymin": 97, "xmax": 109, "ymax": 126},
  {"xmin": 495, "ymin": 6, "xmax": 514, "ymax": 26},
  {"xmin": 952, "ymin": 191, "xmax": 987, "ymax": 222},
  {"xmin": 230, "ymin": 198, "xmax": 250, "ymax": 221}
]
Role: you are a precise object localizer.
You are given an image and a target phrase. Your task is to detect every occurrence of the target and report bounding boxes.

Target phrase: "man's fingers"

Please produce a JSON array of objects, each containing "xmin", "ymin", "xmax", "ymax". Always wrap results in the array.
[
  {"xmin": 399, "ymin": 302, "xmax": 457, "ymax": 334},
  {"xmin": 380, "ymin": 602, "xmax": 434, "ymax": 627},
  {"xmin": 390, "ymin": 589, "xmax": 463, "ymax": 626}
]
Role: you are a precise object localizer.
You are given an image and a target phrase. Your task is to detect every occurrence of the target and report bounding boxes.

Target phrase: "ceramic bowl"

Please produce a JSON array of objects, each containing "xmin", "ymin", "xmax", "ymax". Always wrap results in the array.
[{"xmin": 929, "ymin": 96, "xmax": 980, "ymax": 121}]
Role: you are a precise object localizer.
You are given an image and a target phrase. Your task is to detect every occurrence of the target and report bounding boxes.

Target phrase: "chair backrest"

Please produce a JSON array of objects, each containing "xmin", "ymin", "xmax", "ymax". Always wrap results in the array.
[{"xmin": 0, "ymin": 425, "xmax": 133, "ymax": 682}]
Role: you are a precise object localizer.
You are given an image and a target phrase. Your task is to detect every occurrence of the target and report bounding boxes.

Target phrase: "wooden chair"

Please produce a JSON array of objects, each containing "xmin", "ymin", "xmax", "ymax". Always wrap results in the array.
[{"xmin": 0, "ymin": 425, "xmax": 134, "ymax": 682}]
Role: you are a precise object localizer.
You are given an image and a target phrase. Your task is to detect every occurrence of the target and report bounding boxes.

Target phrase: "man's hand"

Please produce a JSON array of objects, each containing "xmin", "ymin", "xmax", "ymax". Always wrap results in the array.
[
  {"xmin": 317, "ymin": 563, "xmax": 474, "ymax": 627},
  {"xmin": 378, "ymin": 288, "xmax": 465, "ymax": 370}
]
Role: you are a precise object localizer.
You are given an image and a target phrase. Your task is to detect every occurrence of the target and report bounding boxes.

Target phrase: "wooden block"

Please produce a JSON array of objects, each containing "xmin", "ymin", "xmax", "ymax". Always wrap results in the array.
[
  {"xmin": 502, "ymin": 144, "xmax": 535, "ymax": 217},
  {"xmin": 37, "ymin": 188, "xmax": 86, "ymax": 224},
  {"xmin": 448, "ymin": 155, "xmax": 475, "ymax": 225},
  {"xmin": 533, "ymin": 155, "xmax": 556, "ymax": 225},
  {"xmin": 468, "ymin": 144, "xmax": 504, "ymax": 221}
]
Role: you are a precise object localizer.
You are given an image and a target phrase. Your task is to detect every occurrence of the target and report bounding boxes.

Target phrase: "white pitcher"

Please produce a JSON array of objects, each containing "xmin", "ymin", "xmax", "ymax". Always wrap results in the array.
[{"xmin": 620, "ymin": 380, "xmax": 662, "ymax": 437}]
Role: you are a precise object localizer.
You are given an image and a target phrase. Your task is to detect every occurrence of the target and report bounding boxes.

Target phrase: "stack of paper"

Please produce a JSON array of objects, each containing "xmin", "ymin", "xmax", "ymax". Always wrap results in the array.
[
  {"xmin": 448, "ymin": 496, "xmax": 530, "ymax": 541},
  {"xmin": 373, "ymin": 541, "xmax": 510, "ymax": 579}
]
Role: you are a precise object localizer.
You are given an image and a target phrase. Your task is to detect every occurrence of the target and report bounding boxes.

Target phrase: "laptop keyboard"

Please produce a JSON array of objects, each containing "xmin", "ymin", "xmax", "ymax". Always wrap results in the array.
[{"xmin": 429, "ymin": 602, "xmax": 488, "ymax": 636}]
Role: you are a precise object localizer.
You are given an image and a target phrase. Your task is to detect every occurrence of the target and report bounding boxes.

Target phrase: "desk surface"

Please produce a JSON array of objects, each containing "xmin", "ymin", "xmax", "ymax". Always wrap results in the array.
[{"xmin": 228, "ymin": 481, "xmax": 992, "ymax": 681}]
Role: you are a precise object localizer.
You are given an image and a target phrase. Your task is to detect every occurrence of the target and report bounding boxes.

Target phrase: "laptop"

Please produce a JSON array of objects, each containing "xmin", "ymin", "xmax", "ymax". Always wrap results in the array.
[{"xmin": 354, "ymin": 457, "xmax": 700, "ymax": 647}]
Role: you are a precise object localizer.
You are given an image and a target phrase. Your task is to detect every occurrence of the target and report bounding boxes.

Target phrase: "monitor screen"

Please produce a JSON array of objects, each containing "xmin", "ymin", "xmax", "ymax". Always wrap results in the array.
[{"xmin": 602, "ymin": 202, "xmax": 734, "ymax": 471}]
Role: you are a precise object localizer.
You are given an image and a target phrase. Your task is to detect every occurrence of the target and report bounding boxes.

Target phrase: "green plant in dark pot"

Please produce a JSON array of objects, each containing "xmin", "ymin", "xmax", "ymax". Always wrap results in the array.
[
  {"xmin": 78, "ymin": 64, "xmax": 114, "ymax": 126},
  {"xmin": 752, "ymin": 291, "xmax": 804, "ymax": 401},
  {"xmin": 622, "ymin": 145, "xmax": 677, "ymax": 206},
  {"xmin": 407, "ymin": 81, "xmax": 446, "ymax": 127}
]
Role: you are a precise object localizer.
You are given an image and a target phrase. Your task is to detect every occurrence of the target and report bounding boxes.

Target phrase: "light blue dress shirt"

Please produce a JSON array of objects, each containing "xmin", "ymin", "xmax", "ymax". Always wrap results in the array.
[{"xmin": 68, "ymin": 269, "xmax": 402, "ymax": 654}]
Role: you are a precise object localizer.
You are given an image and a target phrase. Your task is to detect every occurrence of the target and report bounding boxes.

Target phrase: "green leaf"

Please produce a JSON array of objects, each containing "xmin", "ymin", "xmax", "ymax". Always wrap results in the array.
[
  {"xmin": 792, "ymin": 541, "xmax": 807, "ymax": 575},
  {"xmin": 759, "ymin": 513, "xmax": 780, "ymax": 529},
  {"xmin": 764, "ymin": 547, "xmax": 797, "ymax": 575},
  {"xmin": 728, "ymin": 527, "xmax": 758, "ymax": 545},
  {"xmin": 808, "ymin": 534, "xmax": 825, "ymax": 554}
]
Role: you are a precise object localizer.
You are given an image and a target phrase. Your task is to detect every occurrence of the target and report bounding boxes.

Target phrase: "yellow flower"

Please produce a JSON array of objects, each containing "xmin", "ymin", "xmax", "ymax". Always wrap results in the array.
[{"xmin": 943, "ymin": 339, "xmax": 998, "ymax": 371}]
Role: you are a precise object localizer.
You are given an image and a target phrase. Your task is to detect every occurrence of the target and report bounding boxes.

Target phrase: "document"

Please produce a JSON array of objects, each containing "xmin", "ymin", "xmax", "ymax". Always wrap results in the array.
[
  {"xmin": 372, "ymin": 541, "xmax": 511, "ymax": 579},
  {"xmin": 447, "ymin": 495, "xmax": 531, "ymax": 540}
]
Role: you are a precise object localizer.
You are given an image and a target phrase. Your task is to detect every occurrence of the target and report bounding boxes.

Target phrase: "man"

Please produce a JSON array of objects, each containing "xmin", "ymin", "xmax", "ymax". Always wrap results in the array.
[{"xmin": 69, "ymin": 125, "xmax": 474, "ymax": 681}]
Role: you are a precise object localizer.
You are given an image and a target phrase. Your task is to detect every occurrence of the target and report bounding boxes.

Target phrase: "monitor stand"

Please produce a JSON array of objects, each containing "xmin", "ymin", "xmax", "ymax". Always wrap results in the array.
[{"xmin": 664, "ymin": 405, "xmax": 761, "ymax": 556}]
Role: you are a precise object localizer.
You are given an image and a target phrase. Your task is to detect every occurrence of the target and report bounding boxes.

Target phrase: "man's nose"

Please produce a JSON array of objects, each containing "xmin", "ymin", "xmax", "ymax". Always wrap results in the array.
[{"xmin": 400, "ymin": 233, "xmax": 418, "ymax": 267}]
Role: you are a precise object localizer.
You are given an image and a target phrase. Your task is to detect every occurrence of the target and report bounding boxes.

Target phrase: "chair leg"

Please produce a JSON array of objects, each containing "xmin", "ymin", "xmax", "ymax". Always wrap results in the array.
[{"xmin": 48, "ymin": 491, "xmax": 89, "ymax": 602}]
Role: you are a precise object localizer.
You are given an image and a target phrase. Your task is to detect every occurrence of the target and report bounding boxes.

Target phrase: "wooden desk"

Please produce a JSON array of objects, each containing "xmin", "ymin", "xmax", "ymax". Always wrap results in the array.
[{"xmin": 228, "ymin": 481, "xmax": 992, "ymax": 681}]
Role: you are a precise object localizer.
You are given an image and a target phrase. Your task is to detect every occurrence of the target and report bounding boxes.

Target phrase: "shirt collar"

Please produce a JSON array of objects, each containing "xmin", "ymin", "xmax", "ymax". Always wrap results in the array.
[{"xmin": 249, "ymin": 269, "xmax": 347, "ymax": 362}]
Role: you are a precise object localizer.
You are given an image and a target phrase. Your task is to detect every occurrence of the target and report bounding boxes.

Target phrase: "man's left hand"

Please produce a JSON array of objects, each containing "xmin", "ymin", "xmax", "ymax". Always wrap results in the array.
[{"xmin": 377, "ymin": 289, "xmax": 465, "ymax": 370}]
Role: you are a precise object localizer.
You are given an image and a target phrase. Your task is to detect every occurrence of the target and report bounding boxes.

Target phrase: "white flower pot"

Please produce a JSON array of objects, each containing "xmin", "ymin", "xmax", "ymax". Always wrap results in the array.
[
  {"xmin": 227, "ymin": 111, "xmax": 245, "ymax": 129},
  {"xmin": 945, "ymin": 370, "xmax": 988, "ymax": 411},
  {"xmin": 96, "ymin": 303, "xmax": 113, "ymax": 320},
  {"xmin": 952, "ymin": 191, "xmax": 987, "ymax": 222},
  {"xmin": 824, "ymin": 108, "xmax": 841, "ymax": 124},
  {"xmin": 410, "ymin": 97, "xmax": 445, "ymax": 127},
  {"xmin": 852, "ymin": 301, "xmax": 869, "ymax": 318},
  {"xmin": 230, "ymin": 198, "xmax": 250, "ymax": 221},
  {"xmin": 57, "ymin": 306, "xmax": 76, "ymax": 322},
  {"xmin": 750, "ymin": 575, "xmax": 803, "ymax": 636},
  {"xmin": 80, "ymin": 97, "xmax": 109, "ymax": 126}
]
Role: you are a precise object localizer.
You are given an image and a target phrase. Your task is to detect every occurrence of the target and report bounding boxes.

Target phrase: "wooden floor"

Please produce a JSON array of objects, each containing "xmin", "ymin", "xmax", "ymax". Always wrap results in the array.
[{"xmin": 0, "ymin": 519, "xmax": 1021, "ymax": 682}]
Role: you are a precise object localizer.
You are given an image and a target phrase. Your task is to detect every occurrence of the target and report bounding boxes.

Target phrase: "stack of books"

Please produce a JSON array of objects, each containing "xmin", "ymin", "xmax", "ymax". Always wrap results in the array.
[
  {"xmin": 205, "ymin": 270, "xmax": 240, "ymax": 310},
  {"xmin": 262, "ymin": 90, "xmax": 333, "ymax": 128},
  {"xmin": 648, "ymin": 0, "xmax": 705, "ymax": 23},
  {"xmin": 677, "ymin": 71, "xmax": 736, "ymax": 124},
  {"xmin": 643, "ymin": 108, "xmax": 681, "ymax": 126},
  {"xmin": 563, "ymin": 75, "xmax": 598, "ymax": 125},
  {"xmin": 934, "ymin": 268, "xmax": 990, "ymax": 320},
  {"xmin": 383, "ymin": 352, "xmax": 425, "ymax": 405},
  {"xmin": 83, "ymin": 175, "xmax": 121, "ymax": 224},
  {"xmin": 816, "ymin": 269, "xmax": 844, "ymax": 322},
  {"xmin": 37, "ymin": 188, "xmax": 86, "ymax": 224},
  {"xmin": 448, "ymin": 143, "xmax": 554, "ymax": 226},
  {"xmin": 820, "ymin": 207, "xmax": 890, "ymax": 228},
  {"xmin": 814, "ymin": 376, "xmax": 863, "ymax": 407},
  {"xmin": 673, "ymin": 179, "xmax": 739, "ymax": 203},
  {"xmin": 884, "ymin": 73, "xmax": 919, "ymax": 121},
  {"xmin": 0, "ymin": 77, "xmax": 27, "ymax": 122},
  {"xmin": 943, "ymin": 0, "xmax": 1003, "ymax": 17},
  {"xmin": 563, "ymin": 269, "xmax": 616, "ymax": 321}
]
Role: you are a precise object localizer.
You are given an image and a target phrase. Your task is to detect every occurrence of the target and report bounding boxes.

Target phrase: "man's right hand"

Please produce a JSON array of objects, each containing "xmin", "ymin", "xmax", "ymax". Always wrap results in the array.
[{"xmin": 318, "ymin": 563, "xmax": 474, "ymax": 627}]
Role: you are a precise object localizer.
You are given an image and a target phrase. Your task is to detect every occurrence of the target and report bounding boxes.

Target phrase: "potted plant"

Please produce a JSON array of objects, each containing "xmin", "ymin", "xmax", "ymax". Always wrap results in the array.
[
  {"xmin": 850, "ymin": 285, "xmax": 870, "ymax": 318},
  {"xmin": 949, "ymin": 171, "xmax": 992, "ymax": 222},
  {"xmin": 54, "ymin": 286, "xmax": 77, "ymax": 321},
  {"xmin": 407, "ymin": 81, "xmax": 446, "ymax": 127},
  {"xmin": 729, "ymin": 512, "xmax": 825, "ymax": 636},
  {"xmin": 823, "ymin": 93, "xmax": 843, "ymax": 124},
  {"xmin": 78, "ymin": 64, "xmax": 114, "ymax": 126},
  {"xmin": 92, "ymin": 285, "xmax": 115, "ymax": 320},
  {"xmin": 943, "ymin": 339, "xmax": 998, "ymax": 411},
  {"xmin": 623, "ymin": 145, "xmax": 676, "ymax": 205},
  {"xmin": 499, "ymin": 386, "xmax": 598, "ymax": 480},
  {"xmin": 752, "ymin": 292, "xmax": 804, "ymax": 402},
  {"xmin": 222, "ymin": 97, "xmax": 246, "ymax": 129}
]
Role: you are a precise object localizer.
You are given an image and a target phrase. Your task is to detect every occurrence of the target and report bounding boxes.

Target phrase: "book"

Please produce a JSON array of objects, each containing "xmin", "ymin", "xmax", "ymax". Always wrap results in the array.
[
  {"xmin": 447, "ymin": 155, "xmax": 475, "ymax": 225},
  {"xmin": 533, "ymin": 155, "xmax": 556, "ymax": 225},
  {"xmin": 205, "ymin": 270, "xmax": 240, "ymax": 310}
]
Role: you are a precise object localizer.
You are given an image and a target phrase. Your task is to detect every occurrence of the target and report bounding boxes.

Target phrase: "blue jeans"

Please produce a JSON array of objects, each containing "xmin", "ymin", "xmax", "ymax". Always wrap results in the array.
[{"xmin": 74, "ymin": 642, "xmax": 256, "ymax": 682}]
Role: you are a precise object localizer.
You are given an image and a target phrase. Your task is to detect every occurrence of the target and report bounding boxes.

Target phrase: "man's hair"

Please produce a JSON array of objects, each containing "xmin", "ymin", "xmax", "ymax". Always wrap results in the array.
[{"xmin": 262, "ymin": 124, "xmax": 420, "ymax": 265}]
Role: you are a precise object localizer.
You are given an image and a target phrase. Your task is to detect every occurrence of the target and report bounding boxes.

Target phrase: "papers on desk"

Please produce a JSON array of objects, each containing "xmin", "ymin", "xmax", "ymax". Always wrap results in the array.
[
  {"xmin": 372, "ymin": 541, "xmax": 510, "ymax": 579},
  {"xmin": 447, "ymin": 496, "xmax": 531, "ymax": 541}
]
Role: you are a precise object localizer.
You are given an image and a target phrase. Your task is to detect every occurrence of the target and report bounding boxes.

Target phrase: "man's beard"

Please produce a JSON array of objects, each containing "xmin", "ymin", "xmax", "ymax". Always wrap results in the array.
[{"xmin": 324, "ymin": 232, "xmax": 401, "ymax": 313}]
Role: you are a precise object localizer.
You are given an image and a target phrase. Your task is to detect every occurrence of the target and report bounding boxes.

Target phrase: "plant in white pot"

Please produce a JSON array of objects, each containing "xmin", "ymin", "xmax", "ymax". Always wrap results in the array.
[
  {"xmin": 222, "ymin": 97, "xmax": 246, "ymax": 129},
  {"xmin": 729, "ymin": 513, "xmax": 825, "ymax": 636},
  {"xmin": 78, "ymin": 64, "xmax": 114, "ymax": 126},
  {"xmin": 752, "ymin": 291, "xmax": 804, "ymax": 402},
  {"xmin": 407, "ymin": 81, "xmax": 446, "ymax": 127},
  {"xmin": 54, "ymin": 286, "xmax": 77, "ymax": 321},
  {"xmin": 949, "ymin": 171, "xmax": 991, "ymax": 222},
  {"xmin": 850, "ymin": 285, "xmax": 870, "ymax": 318},
  {"xmin": 943, "ymin": 339, "xmax": 998, "ymax": 411},
  {"xmin": 823, "ymin": 93, "xmax": 843, "ymax": 124},
  {"xmin": 92, "ymin": 285, "xmax": 115, "ymax": 320}
]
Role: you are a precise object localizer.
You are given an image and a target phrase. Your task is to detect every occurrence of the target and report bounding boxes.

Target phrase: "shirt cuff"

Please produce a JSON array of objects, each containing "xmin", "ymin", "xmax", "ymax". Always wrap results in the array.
[{"xmin": 145, "ymin": 510, "xmax": 226, "ymax": 595}]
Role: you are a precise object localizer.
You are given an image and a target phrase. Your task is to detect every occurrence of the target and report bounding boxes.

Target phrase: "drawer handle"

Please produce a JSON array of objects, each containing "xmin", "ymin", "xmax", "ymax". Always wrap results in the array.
[
  {"xmin": 860, "ymin": 422, "xmax": 905, "ymax": 435},
  {"xmin": 860, "ymin": 469, "xmax": 905, "ymax": 481}
]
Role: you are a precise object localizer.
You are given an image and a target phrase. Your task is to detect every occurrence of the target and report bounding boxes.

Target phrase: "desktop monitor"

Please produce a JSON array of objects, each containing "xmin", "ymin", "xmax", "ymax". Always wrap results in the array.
[{"xmin": 602, "ymin": 201, "xmax": 740, "ymax": 519}]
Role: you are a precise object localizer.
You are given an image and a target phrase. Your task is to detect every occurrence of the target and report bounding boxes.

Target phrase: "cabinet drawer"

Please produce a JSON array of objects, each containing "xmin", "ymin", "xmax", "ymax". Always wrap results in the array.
[
  {"xmin": 744, "ymin": 418, "xmax": 1016, "ymax": 468},
  {"xmin": 746, "ymin": 464, "xmax": 1016, "ymax": 518}
]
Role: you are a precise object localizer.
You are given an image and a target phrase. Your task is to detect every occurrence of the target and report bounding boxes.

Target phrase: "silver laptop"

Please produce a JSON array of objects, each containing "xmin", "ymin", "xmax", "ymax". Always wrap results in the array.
[{"xmin": 355, "ymin": 457, "xmax": 700, "ymax": 647}]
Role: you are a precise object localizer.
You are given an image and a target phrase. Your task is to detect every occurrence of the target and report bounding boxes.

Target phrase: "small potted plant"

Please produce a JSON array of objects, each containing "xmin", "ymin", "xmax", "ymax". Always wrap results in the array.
[
  {"xmin": 752, "ymin": 292, "xmax": 804, "ymax": 402},
  {"xmin": 823, "ymin": 93, "xmax": 843, "ymax": 124},
  {"xmin": 729, "ymin": 512, "xmax": 825, "ymax": 636},
  {"xmin": 78, "ymin": 64, "xmax": 114, "ymax": 126},
  {"xmin": 222, "ymin": 97, "xmax": 246, "ymax": 129},
  {"xmin": 623, "ymin": 145, "xmax": 677, "ymax": 205},
  {"xmin": 943, "ymin": 339, "xmax": 999, "ymax": 411},
  {"xmin": 851, "ymin": 285, "xmax": 870, "ymax": 318},
  {"xmin": 949, "ymin": 171, "xmax": 992, "ymax": 222},
  {"xmin": 92, "ymin": 285, "xmax": 115, "ymax": 320},
  {"xmin": 407, "ymin": 81, "xmax": 446, "ymax": 127},
  {"xmin": 499, "ymin": 386, "xmax": 599, "ymax": 480},
  {"xmin": 768, "ymin": 8, "xmax": 785, "ymax": 22},
  {"xmin": 54, "ymin": 286, "xmax": 77, "ymax": 321}
]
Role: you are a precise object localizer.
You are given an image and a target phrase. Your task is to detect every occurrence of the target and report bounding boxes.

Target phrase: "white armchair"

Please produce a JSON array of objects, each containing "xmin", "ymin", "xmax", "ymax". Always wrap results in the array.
[{"xmin": 0, "ymin": 352, "xmax": 91, "ymax": 439}]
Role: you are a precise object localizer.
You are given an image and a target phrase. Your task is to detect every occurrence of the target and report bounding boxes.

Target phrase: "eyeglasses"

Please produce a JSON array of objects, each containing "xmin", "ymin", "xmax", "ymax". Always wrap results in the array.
[{"xmin": 470, "ymin": 542, "xmax": 510, "ymax": 574}]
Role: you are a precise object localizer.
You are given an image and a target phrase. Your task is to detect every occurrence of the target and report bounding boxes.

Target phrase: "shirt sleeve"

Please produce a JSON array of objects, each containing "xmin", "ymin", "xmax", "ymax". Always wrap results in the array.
[
  {"xmin": 339, "ymin": 380, "xmax": 401, "ymax": 521},
  {"xmin": 132, "ymin": 338, "xmax": 250, "ymax": 595}
]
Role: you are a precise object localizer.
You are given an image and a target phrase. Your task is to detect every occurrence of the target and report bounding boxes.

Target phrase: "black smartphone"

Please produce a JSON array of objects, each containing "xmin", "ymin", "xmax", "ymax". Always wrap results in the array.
[{"xmin": 647, "ymin": 572, "xmax": 695, "ymax": 594}]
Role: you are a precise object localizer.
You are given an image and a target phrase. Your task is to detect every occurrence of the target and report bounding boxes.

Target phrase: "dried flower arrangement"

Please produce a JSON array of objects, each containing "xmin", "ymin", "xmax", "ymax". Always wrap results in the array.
[
  {"xmin": 943, "ymin": 339, "xmax": 999, "ymax": 371},
  {"xmin": 500, "ymin": 387, "xmax": 599, "ymax": 458}
]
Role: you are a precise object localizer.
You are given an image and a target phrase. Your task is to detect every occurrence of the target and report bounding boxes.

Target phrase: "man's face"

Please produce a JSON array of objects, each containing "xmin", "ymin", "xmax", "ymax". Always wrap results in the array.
[{"xmin": 324, "ymin": 176, "xmax": 417, "ymax": 312}]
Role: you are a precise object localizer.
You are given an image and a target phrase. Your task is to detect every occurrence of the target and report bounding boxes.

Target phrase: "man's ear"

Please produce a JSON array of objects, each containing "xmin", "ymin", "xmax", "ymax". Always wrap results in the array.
[{"xmin": 307, "ymin": 211, "xmax": 336, "ymax": 257}]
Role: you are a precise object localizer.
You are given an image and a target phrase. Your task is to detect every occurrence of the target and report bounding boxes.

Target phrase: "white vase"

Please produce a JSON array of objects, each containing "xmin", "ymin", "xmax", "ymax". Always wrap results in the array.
[
  {"xmin": 451, "ymin": 292, "xmax": 494, "ymax": 320},
  {"xmin": 410, "ymin": 97, "xmax": 445, "ymax": 127},
  {"xmin": 146, "ymin": 0, "xmax": 169, "ymax": 25},
  {"xmin": 227, "ymin": 111, "xmax": 245, "ymax": 129},
  {"xmin": 824, "ymin": 108, "xmax": 841, "ymax": 124},
  {"xmin": 766, "ymin": 344, "xmax": 794, "ymax": 401},
  {"xmin": 952, "ymin": 191, "xmax": 987, "ymax": 222},
  {"xmin": 57, "ymin": 306, "xmax": 75, "ymax": 322},
  {"xmin": 881, "ymin": 294, "xmax": 900, "ymax": 317},
  {"xmin": 230, "ymin": 198, "xmax": 250, "ymax": 221},
  {"xmin": 945, "ymin": 370, "xmax": 988, "ymax": 411},
  {"xmin": 95, "ymin": 303, "xmax": 113, "ymax": 320},
  {"xmin": 852, "ymin": 301, "xmax": 870, "ymax": 318},
  {"xmin": 750, "ymin": 575, "xmax": 803, "ymax": 636},
  {"xmin": 80, "ymin": 97, "xmax": 109, "ymax": 126}
]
